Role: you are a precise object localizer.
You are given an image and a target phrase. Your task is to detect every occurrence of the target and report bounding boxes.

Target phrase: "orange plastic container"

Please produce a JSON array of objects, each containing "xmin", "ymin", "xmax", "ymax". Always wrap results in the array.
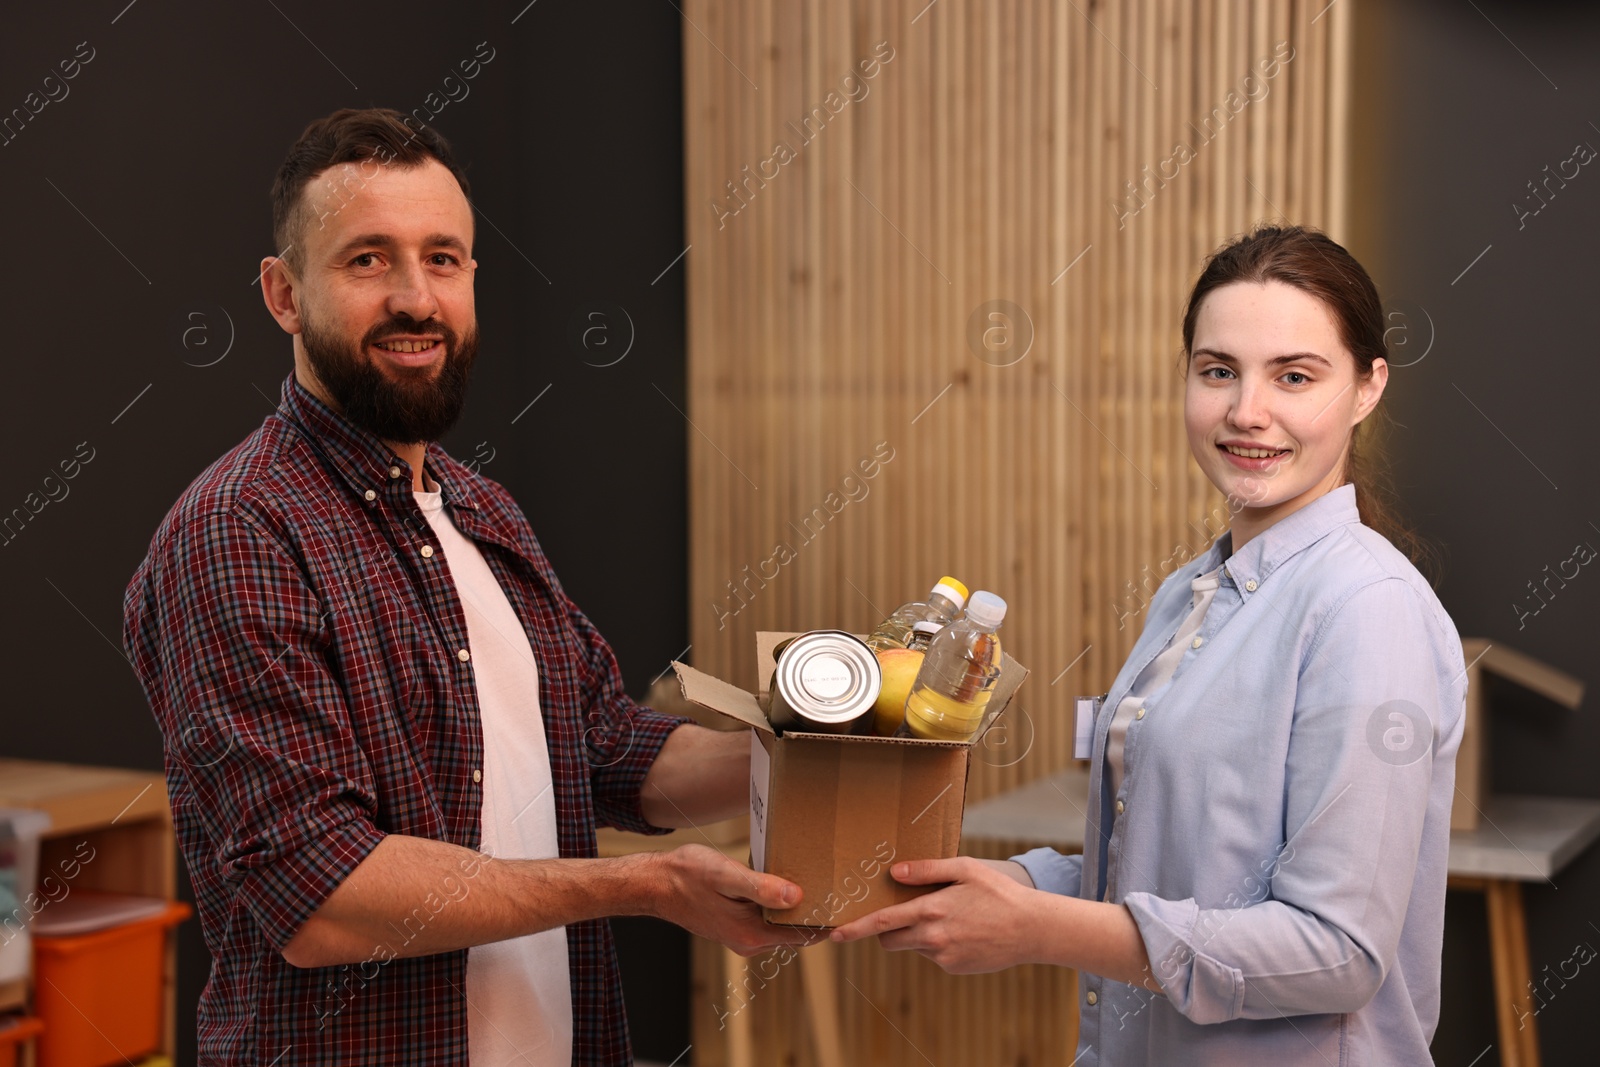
[
  {"xmin": 0, "ymin": 1016, "xmax": 46, "ymax": 1067},
  {"xmin": 31, "ymin": 899, "xmax": 191, "ymax": 1067}
]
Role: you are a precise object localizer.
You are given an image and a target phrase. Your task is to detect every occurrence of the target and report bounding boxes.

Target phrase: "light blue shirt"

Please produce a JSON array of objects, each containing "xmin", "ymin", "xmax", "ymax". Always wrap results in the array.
[{"xmin": 1016, "ymin": 484, "xmax": 1465, "ymax": 1066}]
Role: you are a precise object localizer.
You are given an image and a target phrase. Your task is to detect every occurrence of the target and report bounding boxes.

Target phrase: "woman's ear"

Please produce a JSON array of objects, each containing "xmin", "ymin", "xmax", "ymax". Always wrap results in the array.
[{"xmin": 1353, "ymin": 357, "xmax": 1389, "ymax": 424}]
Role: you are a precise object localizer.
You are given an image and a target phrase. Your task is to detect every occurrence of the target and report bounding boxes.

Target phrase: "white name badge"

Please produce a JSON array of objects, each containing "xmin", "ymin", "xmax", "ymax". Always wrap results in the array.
[{"xmin": 1074, "ymin": 695, "xmax": 1104, "ymax": 760}]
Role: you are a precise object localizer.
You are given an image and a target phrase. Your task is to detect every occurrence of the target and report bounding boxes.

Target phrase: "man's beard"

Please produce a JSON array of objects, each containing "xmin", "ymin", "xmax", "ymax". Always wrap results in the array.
[{"xmin": 301, "ymin": 309, "xmax": 479, "ymax": 445}]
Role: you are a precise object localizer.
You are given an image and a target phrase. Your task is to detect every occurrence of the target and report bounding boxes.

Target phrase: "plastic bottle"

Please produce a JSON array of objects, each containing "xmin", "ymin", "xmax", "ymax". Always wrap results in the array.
[
  {"xmin": 864, "ymin": 577, "xmax": 970, "ymax": 652},
  {"xmin": 905, "ymin": 620, "xmax": 942, "ymax": 651},
  {"xmin": 900, "ymin": 591, "xmax": 1007, "ymax": 742}
]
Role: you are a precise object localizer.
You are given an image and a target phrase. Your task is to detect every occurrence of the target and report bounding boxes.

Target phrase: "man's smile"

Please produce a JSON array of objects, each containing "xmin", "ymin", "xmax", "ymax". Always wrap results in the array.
[{"xmin": 371, "ymin": 336, "xmax": 445, "ymax": 366}]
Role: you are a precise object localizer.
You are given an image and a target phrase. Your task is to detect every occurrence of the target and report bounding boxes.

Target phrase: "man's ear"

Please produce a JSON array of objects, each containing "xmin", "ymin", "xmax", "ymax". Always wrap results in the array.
[{"xmin": 260, "ymin": 256, "xmax": 303, "ymax": 336}]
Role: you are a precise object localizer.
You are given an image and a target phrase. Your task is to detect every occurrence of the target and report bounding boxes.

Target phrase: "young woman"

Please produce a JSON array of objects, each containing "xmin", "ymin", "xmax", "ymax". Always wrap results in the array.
[{"xmin": 833, "ymin": 226, "xmax": 1465, "ymax": 1066}]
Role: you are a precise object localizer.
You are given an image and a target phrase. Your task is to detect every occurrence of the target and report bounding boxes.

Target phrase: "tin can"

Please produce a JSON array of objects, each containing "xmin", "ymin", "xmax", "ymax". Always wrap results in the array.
[{"xmin": 766, "ymin": 630, "xmax": 882, "ymax": 735}]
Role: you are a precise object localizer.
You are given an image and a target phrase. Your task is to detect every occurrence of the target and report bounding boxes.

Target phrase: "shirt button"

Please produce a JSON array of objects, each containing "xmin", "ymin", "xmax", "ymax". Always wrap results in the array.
[
  {"xmin": 421, "ymin": 545, "xmax": 435, "ymax": 558},
  {"xmin": 363, "ymin": 489, "xmax": 376, "ymax": 502},
  {"xmin": 1191, "ymin": 636, "xmax": 1204, "ymax": 649},
  {"xmin": 390, "ymin": 465, "xmax": 403, "ymax": 479},
  {"xmin": 1115, "ymin": 799, "xmax": 1126, "ymax": 814},
  {"xmin": 458, "ymin": 648, "xmax": 471, "ymax": 662},
  {"xmin": 1135, "ymin": 707, "xmax": 1146, "ymax": 720},
  {"xmin": 1245, "ymin": 578, "xmax": 1258, "ymax": 592},
  {"xmin": 1086, "ymin": 990, "xmax": 1098, "ymax": 1005},
  {"xmin": 472, "ymin": 769, "xmax": 482, "ymax": 783}
]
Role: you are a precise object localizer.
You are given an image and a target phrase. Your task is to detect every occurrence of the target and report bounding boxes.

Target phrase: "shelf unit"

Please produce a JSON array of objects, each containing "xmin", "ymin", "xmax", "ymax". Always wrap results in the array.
[{"xmin": 0, "ymin": 759, "xmax": 178, "ymax": 1065}]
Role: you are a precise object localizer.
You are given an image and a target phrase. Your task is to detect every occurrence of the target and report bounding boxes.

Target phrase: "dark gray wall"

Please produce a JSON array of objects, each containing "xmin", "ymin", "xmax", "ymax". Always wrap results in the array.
[
  {"xmin": 1, "ymin": 1, "xmax": 690, "ymax": 1061},
  {"xmin": 1351, "ymin": 2, "xmax": 1600, "ymax": 1064}
]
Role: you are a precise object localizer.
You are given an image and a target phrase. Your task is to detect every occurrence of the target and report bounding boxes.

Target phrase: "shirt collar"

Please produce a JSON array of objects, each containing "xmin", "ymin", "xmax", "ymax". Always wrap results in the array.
[
  {"xmin": 1197, "ymin": 483, "xmax": 1360, "ymax": 597},
  {"xmin": 276, "ymin": 372, "xmax": 478, "ymax": 512}
]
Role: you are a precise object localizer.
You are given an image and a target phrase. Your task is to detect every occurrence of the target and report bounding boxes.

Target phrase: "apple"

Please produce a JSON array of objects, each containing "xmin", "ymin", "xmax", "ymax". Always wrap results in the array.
[{"xmin": 872, "ymin": 648, "xmax": 925, "ymax": 735}]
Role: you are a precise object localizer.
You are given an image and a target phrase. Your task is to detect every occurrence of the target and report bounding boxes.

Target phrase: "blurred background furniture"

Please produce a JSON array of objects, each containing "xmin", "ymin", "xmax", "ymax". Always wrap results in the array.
[{"xmin": 0, "ymin": 760, "xmax": 180, "ymax": 1067}]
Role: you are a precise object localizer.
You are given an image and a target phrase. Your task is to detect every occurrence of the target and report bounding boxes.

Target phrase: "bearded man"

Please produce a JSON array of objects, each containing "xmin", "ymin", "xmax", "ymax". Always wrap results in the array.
[{"xmin": 124, "ymin": 107, "xmax": 801, "ymax": 1066}]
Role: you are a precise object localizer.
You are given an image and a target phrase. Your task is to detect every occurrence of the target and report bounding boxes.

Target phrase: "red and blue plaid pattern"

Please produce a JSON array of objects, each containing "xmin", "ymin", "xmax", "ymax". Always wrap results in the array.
[{"xmin": 124, "ymin": 373, "xmax": 687, "ymax": 1065}]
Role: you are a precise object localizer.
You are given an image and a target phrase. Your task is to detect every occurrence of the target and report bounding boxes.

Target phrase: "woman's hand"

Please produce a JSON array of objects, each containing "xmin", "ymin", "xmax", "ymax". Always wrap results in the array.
[
  {"xmin": 829, "ymin": 857, "xmax": 1039, "ymax": 973},
  {"xmin": 832, "ymin": 857, "xmax": 1161, "ymax": 989}
]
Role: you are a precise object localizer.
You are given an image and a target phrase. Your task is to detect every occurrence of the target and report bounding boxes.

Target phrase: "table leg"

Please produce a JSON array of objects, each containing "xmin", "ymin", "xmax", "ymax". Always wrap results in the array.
[
  {"xmin": 1485, "ymin": 879, "xmax": 1539, "ymax": 1067},
  {"xmin": 799, "ymin": 939, "xmax": 845, "ymax": 1067}
]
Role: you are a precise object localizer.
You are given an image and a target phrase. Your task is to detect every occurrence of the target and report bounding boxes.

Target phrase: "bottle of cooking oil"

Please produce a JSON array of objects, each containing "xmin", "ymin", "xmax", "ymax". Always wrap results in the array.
[
  {"xmin": 864, "ymin": 577, "xmax": 969, "ymax": 652},
  {"xmin": 900, "ymin": 591, "xmax": 1007, "ymax": 741}
]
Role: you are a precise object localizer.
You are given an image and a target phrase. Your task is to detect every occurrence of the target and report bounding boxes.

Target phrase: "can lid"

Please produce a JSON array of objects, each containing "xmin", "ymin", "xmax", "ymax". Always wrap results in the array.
[
  {"xmin": 798, "ymin": 653, "xmax": 854, "ymax": 700},
  {"xmin": 964, "ymin": 590, "xmax": 1007, "ymax": 628},
  {"xmin": 774, "ymin": 631, "xmax": 881, "ymax": 726},
  {"xmin": 933, "ymin": 577, "xmax": 969, "ymax": 607}
]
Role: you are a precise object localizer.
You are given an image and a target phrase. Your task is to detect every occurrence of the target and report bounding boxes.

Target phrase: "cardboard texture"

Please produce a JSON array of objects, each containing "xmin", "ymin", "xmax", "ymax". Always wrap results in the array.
[
  {"xmin": 1453, "ymin": 638, "xmax": 1585, "ymax": 831},
  {"xmin": 674, "ymin": 632, "xmax": 1029, "ymax": 927}
]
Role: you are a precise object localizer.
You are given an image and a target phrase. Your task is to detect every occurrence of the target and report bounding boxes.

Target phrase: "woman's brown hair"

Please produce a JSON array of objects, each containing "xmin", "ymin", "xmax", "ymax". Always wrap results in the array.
[{"xmin": 1181, "ymin": 225, "xmax": 1432, "ymax": 572}]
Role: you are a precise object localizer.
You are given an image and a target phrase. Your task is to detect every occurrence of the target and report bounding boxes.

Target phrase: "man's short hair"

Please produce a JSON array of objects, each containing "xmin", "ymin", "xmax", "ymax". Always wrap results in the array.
[{"xmin": 270, "ymin": 107, "xmax": 472, "ymax": 274}]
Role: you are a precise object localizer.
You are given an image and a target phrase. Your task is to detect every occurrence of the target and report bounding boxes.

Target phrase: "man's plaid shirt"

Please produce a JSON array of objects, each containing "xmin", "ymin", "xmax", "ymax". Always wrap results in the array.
[{"xmin": 124, "ymin": 373, "xmax": 687, "ymax": 1064}]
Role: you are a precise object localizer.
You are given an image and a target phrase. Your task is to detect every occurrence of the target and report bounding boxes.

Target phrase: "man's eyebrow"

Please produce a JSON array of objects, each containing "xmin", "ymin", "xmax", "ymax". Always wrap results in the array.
[
  {"xmin": 1190, "ymin": 347, "xmax": 1334, "ymax": 369},
  {"xmin": 331, "ymin": 233, "xmax": 471, "ymax": 258}
]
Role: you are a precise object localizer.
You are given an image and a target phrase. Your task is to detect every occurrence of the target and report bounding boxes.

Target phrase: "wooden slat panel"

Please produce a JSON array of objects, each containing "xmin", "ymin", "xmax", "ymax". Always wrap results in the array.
[{"xmin": 681, "ymin": 1, "xmax": 1350, "ymax": 1062}]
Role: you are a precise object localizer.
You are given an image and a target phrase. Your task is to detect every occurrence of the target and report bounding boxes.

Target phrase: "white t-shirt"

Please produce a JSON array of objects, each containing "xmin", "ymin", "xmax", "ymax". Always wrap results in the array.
[{"xmin": 414, "ymin": 483, "xmax": 573, "ymax": 1066}]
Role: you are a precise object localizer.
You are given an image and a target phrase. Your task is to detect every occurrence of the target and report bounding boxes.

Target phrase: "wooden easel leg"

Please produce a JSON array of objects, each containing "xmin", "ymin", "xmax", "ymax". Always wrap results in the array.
[{"xmin": 1485, "ymin": 879, "xmax": 1539, "ymax": 1067}]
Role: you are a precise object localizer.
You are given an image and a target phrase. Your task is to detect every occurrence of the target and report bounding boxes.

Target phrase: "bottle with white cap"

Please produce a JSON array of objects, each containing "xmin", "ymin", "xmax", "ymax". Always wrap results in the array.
[
  {"xmin": 864, "ymin": 576, "xmax": 970, "ymax": 652},
  {"xmin": 904, "ymin": 619, "xmax": 943, "ymax": 652},
  {"xmin": 899, "ymin": 590, "xmax": 1007, "ymax": 741}
]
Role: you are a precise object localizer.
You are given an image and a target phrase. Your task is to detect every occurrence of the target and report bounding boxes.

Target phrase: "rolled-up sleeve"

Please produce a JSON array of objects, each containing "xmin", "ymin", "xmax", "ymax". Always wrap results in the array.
[
  {"xmin": 1126, "ymin": 577, "xmax": 1450, "ymax": 1023},
  {"xmin": 1012, "ymin": 847, "xmax": 1084, "ymax": 897},
  {"xmin": 143, "ymin": 511, "xmax": 386, "ymax": 950},
  {"xmin": 565, "ymin": 595, "xmax": 691, "ymax": 835}
]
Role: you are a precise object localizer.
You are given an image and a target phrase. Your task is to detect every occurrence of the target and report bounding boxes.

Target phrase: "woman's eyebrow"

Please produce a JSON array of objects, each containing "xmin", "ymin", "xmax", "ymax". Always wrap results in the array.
[{"xmin": 1191, "ymin": 347, "xmax": 1333, "ymax": 369}]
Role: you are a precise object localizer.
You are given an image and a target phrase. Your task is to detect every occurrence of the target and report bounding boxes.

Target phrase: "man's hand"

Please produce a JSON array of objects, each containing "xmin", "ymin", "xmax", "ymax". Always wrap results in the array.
[
  {"xmin": 649, "ymin": 843, "xmax": 814, "ymax": 956},
  {"xmin": 281, "ymin": 834, "xmax": 810, "ymax": 968},
  {"xmin": 828, "ymin": 857, "xmax": 1039, "ymax": 973}
]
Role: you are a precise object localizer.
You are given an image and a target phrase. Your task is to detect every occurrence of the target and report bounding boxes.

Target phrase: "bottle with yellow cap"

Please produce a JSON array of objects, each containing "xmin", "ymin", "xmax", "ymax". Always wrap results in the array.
[{"xmin": 863, "ymin": 576, "xmax": 969, "ymax": 652}]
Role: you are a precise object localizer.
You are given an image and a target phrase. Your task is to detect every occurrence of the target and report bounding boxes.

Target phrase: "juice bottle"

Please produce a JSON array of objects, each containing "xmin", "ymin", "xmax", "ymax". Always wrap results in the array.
[{"xmin": 901, "ymin": 591, "xmax": 1007, "ymax": 742}]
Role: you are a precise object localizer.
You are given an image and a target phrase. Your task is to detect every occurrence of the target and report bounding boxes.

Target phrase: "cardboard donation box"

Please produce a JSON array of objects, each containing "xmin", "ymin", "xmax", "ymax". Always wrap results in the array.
[
  {"xmin": 1452, "ymin": 638, "xmax": 1585, "ymax": 831},
  {"xmin": 673, "ymin": 632, "xmax": 1028, "ymax": 929}
]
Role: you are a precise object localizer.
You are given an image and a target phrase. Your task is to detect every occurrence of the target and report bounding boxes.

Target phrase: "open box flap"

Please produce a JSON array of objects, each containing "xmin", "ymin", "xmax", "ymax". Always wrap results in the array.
[
  {"xmin": 974, "ymin": 652, "xmax": 1029, "ymax": 742},
  {"xmin": 672, "ymin": 661, "xmax": 774, "ymax": 734}
]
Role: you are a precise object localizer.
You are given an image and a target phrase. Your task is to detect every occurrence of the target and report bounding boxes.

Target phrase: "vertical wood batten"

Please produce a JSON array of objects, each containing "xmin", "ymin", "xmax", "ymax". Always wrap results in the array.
[{"xmin": 682, "ymin": 2, "xmax": 1345, "ymax": 1061}]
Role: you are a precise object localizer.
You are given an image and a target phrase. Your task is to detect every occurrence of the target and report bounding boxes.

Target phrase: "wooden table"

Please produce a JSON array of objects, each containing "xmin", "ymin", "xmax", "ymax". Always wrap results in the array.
[{"xmin": 961, "ymin": 770, "xmax": 1600, "ymax": 1067}]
